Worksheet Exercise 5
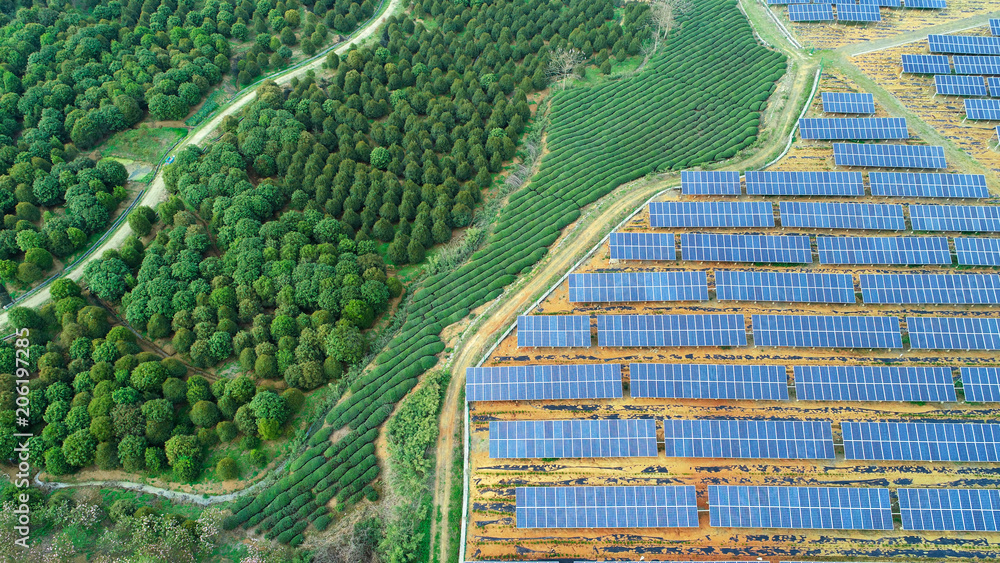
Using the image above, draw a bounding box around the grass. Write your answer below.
[99,126,187,164]
[445,391,465,563]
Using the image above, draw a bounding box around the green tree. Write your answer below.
[61,429,97,467]
[130,362,168,393]
[325,320,367,364]
[190,400,220,428]
[84,257,131,301]
[216,456,239,479]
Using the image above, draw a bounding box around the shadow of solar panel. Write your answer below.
[794,365,957,402]
[681,170,741,194]
[904,0,946,6]
[517,315,591,347]
[908,316,1000,350]
[817,236,951,265]
[489,419,658,459]
[836,3,881,21]
[597,314,747,347]
[630,363,789,400]
[929,34,1000,55]
[955,237,1000,265]
[861,273,1000,304]
[902,54,951,73]
[935,74,989,96]
[799,117,904,139]
[716,270,856,303]
[965,98,1000,119]
[961,367,1000,402]
[568,272,708,303]
[899,488,1000,531]
[954,56,1000,75]
[780,201,905,230]
[609,232,676,260]
[753,314,903,348]
[649,201,775,227]
[465,364,623,401]
[662,419,834,459]
[821,92,876,113]
[681,233,812,263]
[869,172,989,198]
[788,3,834,20]
[745,171,864,195]
[516,485,699,528]
[708,485,893,530]
[843,421,1000,462]
[832,143,947,168]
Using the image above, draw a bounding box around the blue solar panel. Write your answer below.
[799,117,905,139]
[516,486,698,528]
[861,273,1000,304]
[681,233,812,263]
[910,204,1000,232]
[788,3,834,21]
[517,315,591,347]
[779,201,905,230]
[465,364,623,401]
[859,0,900,7]
[568,272,708,303]
[908,316,1000,350]
[490,419,658,459]
[869,172,989,198]
[954,56,1000,75]
[630,363,789,400]
[904,0,946,7]
[817,236,951,265]
[902,54,951,74]
[822,92,876,114]
[935,74,989,96]
[961,367,1000,402]
[745,171,864,195]
[708,485,893,530]
[833,143,947,168]
[715,270,855,304]
[609,232,675,260]
[842,421,1000,462]
[966,98,1000,120]
[753,314,903,348]
[956,237,1000,265]
[990,77,1000,95]
[662,419,834,459]
[899,488,1000,531]
[794,365,957,402]
[992,18,1000,35]
[648,201,775,227]
[836,3,881,22]
[597,314,747,347]
[681,171,741,195]
[929,34,1000,55]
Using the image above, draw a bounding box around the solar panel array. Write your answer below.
[681,170,741,195]
[859,0,900,8]
[753,314,903,349]
[465,364,623,402]
[745,171,864,196]
[954,56,1000,75]
[902,54,951,74]
[961,367,1000,402]
[630,363,789,400]
[597,314,748,347]
[908,316,1000,350]
[788,3,834,21]
[799,117,906,140]
[609,232,676,261]
[715,270,856,304]
[868,172,989,198]
[910,204,1000,232]
[568,272,708,303]
[965,98,1000,120]
[821,92,875,114]
[708,485,894,530]
[836,3,881,22]
[956,237,1000,265]
[517,315,591,347]
[662,419,835,459]
[794,365,957,402]
[816,236,951,265]
[899,488,1000,531]
[903,0,946,7]
[928,34,1000,55]
[990,76,1000,94]
[934,74,988,96]
[861,273,1000,304]
[681,233,813,263]
[779,201,905,230]
[842,421,1000,462]
[992,18,1000,35]
[648,201,775,228]
[832,142,947,168]
[489,419,658,459]
[515,486,699,528]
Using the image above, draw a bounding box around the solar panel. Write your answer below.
[648,201,775,228]
[662,419,835,459]
[708,485,893,530]
[630,363,789,400]
[794,365,957,402]
[956,237,1000,265]
[788,3,834,21]
[816,236,951,265]
[899,488,1000,531]
[681,170,741,195]
[779,201,905,230]
[903,0,946,7]
[568,272,708,303]
[961,367,1000,402]
[990,77,1000,95]
[836,3,881,22]
[715,270,856,304]
[517,315,591,347]
[745,171,864,196]
[832,142,947,168]
[842,421,1000,462]
[821,92,876,114]
[935,74,989,96]
[908,316,1000,350]
[681,233,812,263]
[902,54,951,74]
[929,34,1000,55]
[609,232,675,261]
[799,117,905,140]
[859,0,900,7]
[966,98,1000,120]
[992,18,1000,35]
[869,172,989,198]
[516,485,699,528]
[465,364,623,402]
[753,314,903,348]
[861,273,1000,304]
[954,56,1000,75]
[910,204,1000,232]
[489,419,658,459]
[597,314,747,347]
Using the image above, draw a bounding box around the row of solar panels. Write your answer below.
[466,363,1000,402]
[929,33,1000,55]
[514,485,1000,532]
[799,117,908,139]
[964,98,1000,120]
[770,0,941,5]
[934,74,1000,97]
[903,53,1000,75]
[518,314,1000,350]
[787,3,883,23]
[680,170,987,196]
[821,91,876,113]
